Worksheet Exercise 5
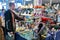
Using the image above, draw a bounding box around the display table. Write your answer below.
[16,27,33,40]
[15,32,27,40]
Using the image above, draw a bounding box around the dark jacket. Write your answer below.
[4,9,24,33]
[55,30,60,40]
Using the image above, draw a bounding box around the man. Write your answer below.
[4,3,25,40]
[55,26,60,40]
[38,22,44,40]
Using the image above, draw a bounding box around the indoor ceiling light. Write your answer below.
[25,0,31,1]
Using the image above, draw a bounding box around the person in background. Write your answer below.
[1,9,5,27]
[0,9,5,27]
[55,24,60,40]
[37,23,43,40]
[4,2,25,40]
[1,9,5,17]
[0,9,5,40]
[37,22,46,40]
[46,25,55,40]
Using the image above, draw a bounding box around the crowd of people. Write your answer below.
[0,2,60,40]
[34,3,60,40]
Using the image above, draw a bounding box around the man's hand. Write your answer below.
[24,17,26,21]
[10,32,13,34]
[8,32,14,37]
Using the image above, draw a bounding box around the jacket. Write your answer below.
[4,9,24,33]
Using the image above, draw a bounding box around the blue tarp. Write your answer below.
[15,32,27,40]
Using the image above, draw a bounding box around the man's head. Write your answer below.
[9,2,15,10]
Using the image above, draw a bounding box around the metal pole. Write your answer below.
[15,0,17,8]
[50,0,52,6]
[34,0,38,6]
[6,0,9,10]
[24,0,25,5]
[39,0,42,5]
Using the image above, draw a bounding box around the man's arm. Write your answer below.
[14,13,25,21]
